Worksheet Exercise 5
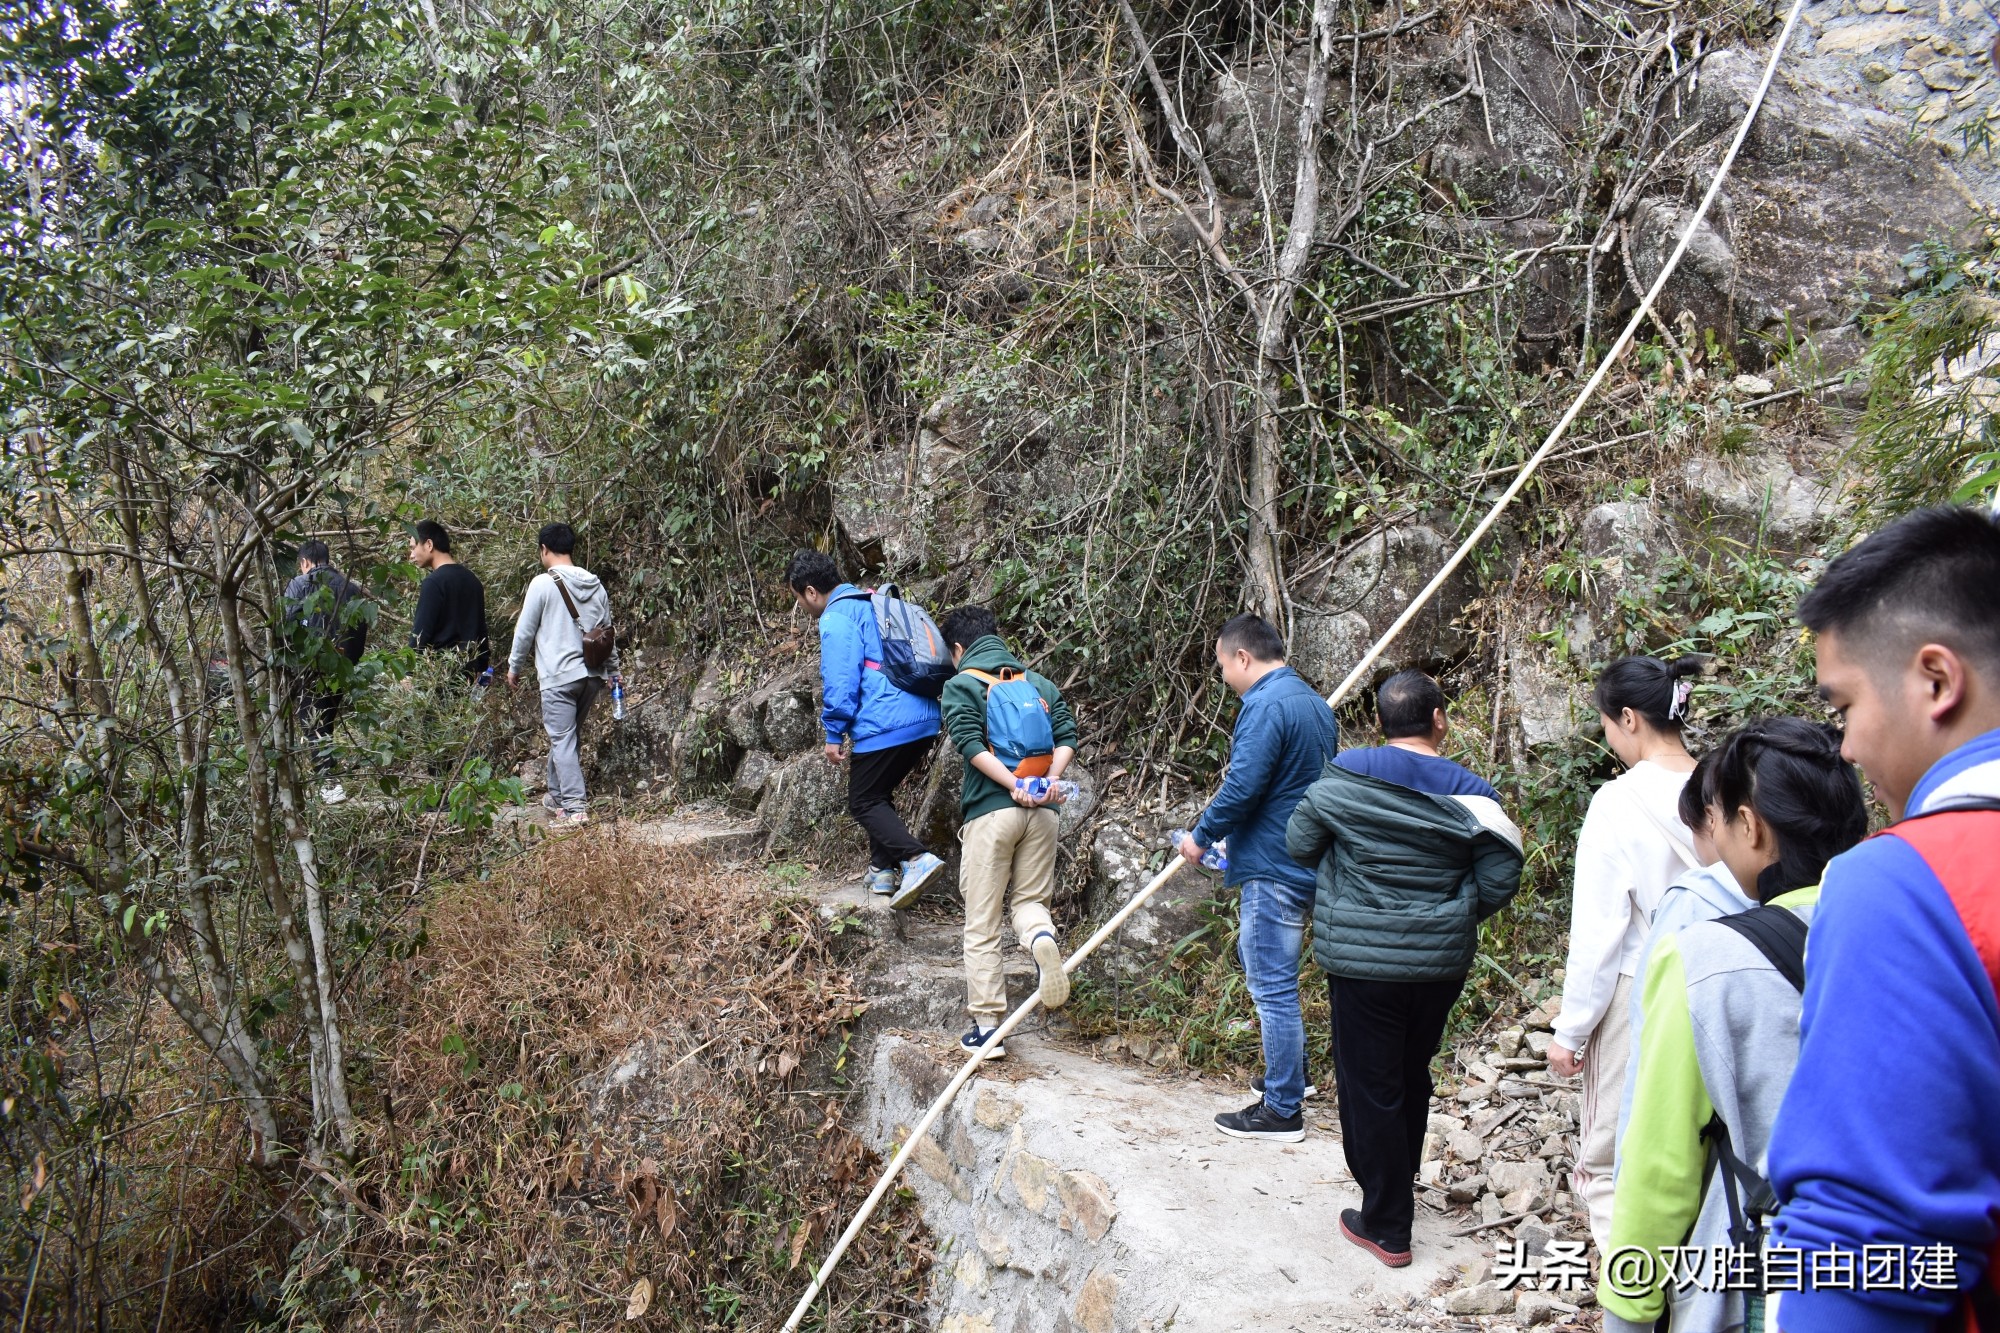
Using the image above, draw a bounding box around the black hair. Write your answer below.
[1709,716,1867,902]
[1798,505,2000,672]
[785,548,840,595]
[1217,613,1286,664]
[298,539,330,567]
[413,520,452,553]
[537,522,576,556]
[1378,670,1446,739]
[1592,655,1708,732]
[1677,749,1716,834]
[939,605,999,651]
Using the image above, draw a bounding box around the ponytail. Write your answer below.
[1708,717,1868,901]
[1592,655,1708,732]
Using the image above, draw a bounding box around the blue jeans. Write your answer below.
[1237,877,1313,1119]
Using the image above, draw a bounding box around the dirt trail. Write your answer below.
[614,807,1502,1332]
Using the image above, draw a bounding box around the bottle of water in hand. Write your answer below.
[1016,776,1080,804]
[1167,829,1228,873]
[611,673,625,721]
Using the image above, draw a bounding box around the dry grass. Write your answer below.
[322,830,930,1331]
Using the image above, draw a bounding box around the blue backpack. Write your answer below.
[963,667,1056,777]
[836,585,953,700]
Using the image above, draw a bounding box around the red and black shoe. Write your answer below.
[1339,1208,1412,1268]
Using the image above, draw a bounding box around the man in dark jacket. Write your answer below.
[1287,670,1524,1267]
[284,539,370,805]
[1180,614,1340,1142]
[408,520,489,683]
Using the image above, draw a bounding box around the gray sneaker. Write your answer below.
[1031,932,1069,1009]
[889,852,945,910]
[865,867,896,896]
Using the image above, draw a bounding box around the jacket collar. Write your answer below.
[1909,726,2000,815]
[957,634,1024,675]
[1242,664,1298,701]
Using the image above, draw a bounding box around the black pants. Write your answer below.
[1327,971,1467,1251]
[298,682,343,777]
[848,736,935,870]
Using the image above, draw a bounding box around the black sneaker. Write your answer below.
[961,1025,1006,1060]
[1339,1208,1412,1267]
[1214,1098,1304,1142]
[1251,1074,1319,1099]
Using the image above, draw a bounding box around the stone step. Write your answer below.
[859,1033,1482,1333]
[623,812,765,861]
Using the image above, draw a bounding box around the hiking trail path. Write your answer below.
[608,805,1507,1333]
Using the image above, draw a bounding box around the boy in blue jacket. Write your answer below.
[1768,506,2000,1333]
[1180,614,1340,1142]
[786,550,945,907]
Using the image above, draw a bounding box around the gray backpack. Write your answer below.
[835,585,952,699]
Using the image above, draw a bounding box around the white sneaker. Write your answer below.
[319,783,348,805]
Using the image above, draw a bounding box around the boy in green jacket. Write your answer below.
[936,606,1079,1058]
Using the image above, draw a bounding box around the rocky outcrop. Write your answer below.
[1677,437,1842,545]
[1085,820,1217,977]
[1292,524,1479,692]
[760,750,851,850]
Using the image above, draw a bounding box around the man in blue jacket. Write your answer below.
[1767,505,2000,1333]
[787,550,946,908]
[1180,613,1340,1141]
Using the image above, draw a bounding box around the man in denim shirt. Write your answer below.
[1180,614,1340,1140]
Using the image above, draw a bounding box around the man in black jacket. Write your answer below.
[284,539,370,804]
[408,520,489,683]
[1287,671,1524,1267]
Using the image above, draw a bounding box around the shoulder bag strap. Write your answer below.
[549,572,583,627]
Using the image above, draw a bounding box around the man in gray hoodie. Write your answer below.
[507,522,616,825]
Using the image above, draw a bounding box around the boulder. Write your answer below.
[1635,44,1985,361]
[755,673,821,758]
[1504,630,1583,751]
[668,659,740,785]
[592,699,678,793]
[1292,524,1477,691]
[1199,50,1315,201]
[1679,440,1839,545]
[730,750,777,810]
[1087,820,1214,976]
[1580,500,1673,600]
[724,695,763,753]
[759,750,849,850]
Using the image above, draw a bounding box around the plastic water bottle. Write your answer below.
[610,673,625,721]
[477,666,495,688]
[1016,777,1081,804]
[1167,829,1228,873]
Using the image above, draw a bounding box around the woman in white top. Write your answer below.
[1548,655,1704,1253]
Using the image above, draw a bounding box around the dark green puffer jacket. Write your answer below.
[1286,762,1525,981]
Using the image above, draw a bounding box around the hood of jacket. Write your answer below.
[546,566,606,608]
[1288,761,1525,981]
[956,635,1025,676]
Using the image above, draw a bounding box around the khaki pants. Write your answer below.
[1574,972,1634,1255]
[959,806,1060,1024]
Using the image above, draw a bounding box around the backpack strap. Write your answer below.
[961,667,1025,689]
[1712,904,1809,994]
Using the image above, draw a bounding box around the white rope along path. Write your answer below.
[782,2,1806,1324]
